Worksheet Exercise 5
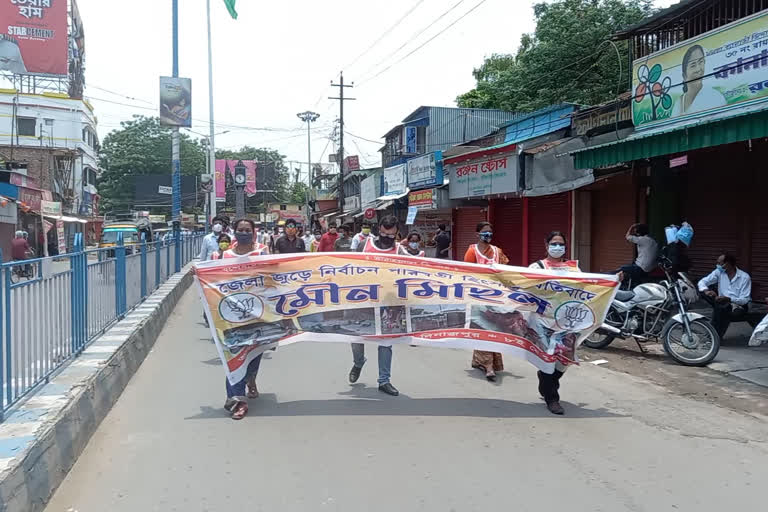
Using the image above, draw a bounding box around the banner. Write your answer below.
[215,159,257,200]
[159,77,192,127]
[632,10,768,129]
[41,199,61,216]
[0,0,68,75]
[407,151,444,189]
[195,253,618,385]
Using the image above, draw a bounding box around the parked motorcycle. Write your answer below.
[584,258,720,366]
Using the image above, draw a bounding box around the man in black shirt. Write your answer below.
[434,224,451,259]
[273,219,306,254]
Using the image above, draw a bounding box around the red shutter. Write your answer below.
[527,193,570,266]
[491,198,523,266]
[589,174,636,273]
[750,170,768,299]
[452,207,487,261]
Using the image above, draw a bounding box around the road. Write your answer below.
[44,288,768,512]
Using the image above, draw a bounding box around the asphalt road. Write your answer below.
[45,288,768,512]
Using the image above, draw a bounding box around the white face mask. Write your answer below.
[212,224,223,233]
[409,242,420,250]
[548,244,566,259]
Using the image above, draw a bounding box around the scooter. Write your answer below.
[584,258,720,366]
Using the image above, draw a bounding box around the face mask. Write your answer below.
[479,232,492,243]
[548,243,566,258]
[278,228,284,234]
[362,228,371,235]
[378,234,396,248]
[409,242,420,250]
[235,232,253,246]
[315,234,321,240]
[212,223,223,233]
[716,264,725,273]
[218,242,230,251]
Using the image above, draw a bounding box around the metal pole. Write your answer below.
[307,120,312,187]
[206,0,218,221]
[172,0,181,272]
[235,186,245,218]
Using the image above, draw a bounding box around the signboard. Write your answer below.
[0,0,68,75]
[181,213,195,225]
[408,188,437,211]
[215,159,257,200]
[159,77,192,127]
[632,10,768,129]
[364,208,376,220]
[343,155,360,173]
[380,164,407,197]
[197,214,207,223]
[149,215,166,223]
[407,151,444,190]
[56,220,66,254]
[361,174,378,206]
[448,152,519,199]
[405,126,417,154]
[572,100,632,136]
[19,187,41,211]
[194,253,618,386]
[669,155,688,168]
[343,195,361,212]
[41,200,61,217]
[406,206,418,225]
[158,185,173,195]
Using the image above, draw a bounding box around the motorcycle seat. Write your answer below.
[615,290,636,302]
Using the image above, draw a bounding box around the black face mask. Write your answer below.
[377,235,396,248]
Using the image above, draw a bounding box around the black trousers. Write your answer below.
[538,370,564,403]
[619,263,648,288]
[704,295,747,338]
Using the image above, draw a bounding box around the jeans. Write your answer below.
[704,295,747,338]
[226,353,262,399]
[351,343,392,384]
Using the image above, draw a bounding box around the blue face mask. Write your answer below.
[716,264,725,273]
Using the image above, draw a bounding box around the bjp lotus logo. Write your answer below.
[635,63,672,121]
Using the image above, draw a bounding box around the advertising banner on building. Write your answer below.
[407,151,444,190]
[56,219,65,254]
[0,0,68,75]
[380,164,407,198]
[41,200,61,217]
[360,173,378,206]
[448,152,518,199]
[159,77,192,127]
[195,253,618,385]
[632,10,768,129]
[408,188,437,210]
[215,159,257,200]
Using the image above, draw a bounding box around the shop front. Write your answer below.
[407,187,452,257]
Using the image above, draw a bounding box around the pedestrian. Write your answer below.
[434,223,451,259]
[529,231,581,416]
[698,252,752,339]
[464,222,509,382]
[211,233,232,259]
[274,219,306,253]
[350,214,400,396]
[400,231,425,256]
[198,216,226,261]
[302,227,315,250]
[309,229,322,252]
[334,225,354,251]
[350,221,374,251]
[319,223,339,252]
[220,218,268,420]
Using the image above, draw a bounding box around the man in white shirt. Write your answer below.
[350,221,374,251]
[620,223,659,286]
[698,252,752,338]
[198,216,226,261]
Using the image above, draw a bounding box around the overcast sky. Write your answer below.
[81,0,676,177]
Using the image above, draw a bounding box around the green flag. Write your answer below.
[223,0,237,19]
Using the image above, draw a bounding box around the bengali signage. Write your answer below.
[343,195,361,212]
[343,155,360,174]
[41,199,61,217]
[409,188,437,211]
[0,0,68,75]
[56,219,65,254]
[159,77,192,127]
[194,253,619,385]
[407,151,444,190]
[632,10,768,129]
[380,164,407,198]
[149,215,166,223]
[361,173,378,206]
[18,187,41,211]
[448,152,518,199]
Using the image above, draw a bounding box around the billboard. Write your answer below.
[380,164,407,198]
[0,0,69,75]
[406,151,444,190]
[215,160,257,201]
[448,151,519,199]
[632,10,768,129]
[159,77,192,127]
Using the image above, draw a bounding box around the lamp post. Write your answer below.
[234,160,247,218]
[296,111,320,185]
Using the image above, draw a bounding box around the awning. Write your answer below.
[375,189,409,202]
[376,200,394,210]
[320,210,340,219]
[46,215,88,224]
[566,102,768,170]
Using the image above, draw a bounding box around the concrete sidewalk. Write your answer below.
[708,321,768,387]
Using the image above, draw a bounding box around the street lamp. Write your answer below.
[296,111,320,184]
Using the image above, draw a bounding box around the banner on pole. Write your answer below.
[195,253,618,385]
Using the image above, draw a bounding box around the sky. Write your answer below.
[78,0,677,179]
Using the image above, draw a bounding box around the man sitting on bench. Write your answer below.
[697,252,752,339]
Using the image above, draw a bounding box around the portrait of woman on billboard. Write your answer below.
[676,44,726,115]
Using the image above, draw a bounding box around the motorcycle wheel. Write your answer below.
[662,318,720,366]
[583,330,615,349]
[10,269,20,284]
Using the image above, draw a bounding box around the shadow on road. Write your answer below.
[462,368,525,385]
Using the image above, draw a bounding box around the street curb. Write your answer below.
[0,263,196,512]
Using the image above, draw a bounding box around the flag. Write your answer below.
[223,0,237,19]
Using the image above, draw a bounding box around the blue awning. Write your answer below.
[0,182,19,200]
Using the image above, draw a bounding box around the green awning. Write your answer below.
[572,106,768,169]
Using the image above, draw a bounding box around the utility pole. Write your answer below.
[296,111,320,188]
[171,0,181,272]
[206,0,217,222]
[330,72,354,212]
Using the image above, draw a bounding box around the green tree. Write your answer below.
[97,116,206,213]
[457,0,655,112]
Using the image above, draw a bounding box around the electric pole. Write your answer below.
[330,72,354,212]
[171,0,181,272]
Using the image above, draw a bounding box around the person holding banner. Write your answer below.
[465,222,509,381]
[529,231,581,415]
[350,215,400,396]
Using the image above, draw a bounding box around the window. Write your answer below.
[87,168,97,186]
[16,117,36,137]
[279,204,287,210]
[44,118,54,126]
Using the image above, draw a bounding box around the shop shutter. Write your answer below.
[750,170,768,299]
[452,207,487,261]
[491,198,523,266]
[527,192,570,266]
[589,173,635,273]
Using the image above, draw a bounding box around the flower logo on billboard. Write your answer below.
[635,63,672,120]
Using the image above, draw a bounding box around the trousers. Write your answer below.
[351,343,392,385]
[538,369,564,403]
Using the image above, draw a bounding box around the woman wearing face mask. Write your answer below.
[464,222,509,381]
[310,230,322,252]
[218,219,267,420]
[528,231,581,416]
[400,232,425,257]
[211,234,231,259]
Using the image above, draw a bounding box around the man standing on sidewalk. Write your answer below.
[199,216,226,261]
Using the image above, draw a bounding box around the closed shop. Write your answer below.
[452,207,486,260]
[527,192,571,266]
[490,198,523,266]
[588,173,637,273]
[750,165,768,299]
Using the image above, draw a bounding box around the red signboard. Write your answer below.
[408,188,436,210]
[364,208,376,220]
[343,155,360,174]
[19,187,41,212]
[0,0,69,76]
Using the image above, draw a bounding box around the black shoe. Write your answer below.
[378,383,399,396]
[349,365,362,383]
[546,400,564,415]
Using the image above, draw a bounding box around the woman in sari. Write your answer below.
[464,222,509,381]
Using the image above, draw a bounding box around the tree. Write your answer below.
[457,0,655,112]
[97,116,206,213]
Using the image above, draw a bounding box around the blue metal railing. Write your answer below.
[0,233,204,421]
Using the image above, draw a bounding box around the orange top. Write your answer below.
[464,243,509,265]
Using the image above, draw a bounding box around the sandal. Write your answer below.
[231,401,248,420]
[246,381,259,399]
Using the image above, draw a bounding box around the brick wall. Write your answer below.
[0,145,53,190]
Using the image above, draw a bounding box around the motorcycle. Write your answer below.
[584,259,720,366]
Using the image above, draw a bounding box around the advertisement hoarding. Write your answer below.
[159,77,192,127]
[215,159,257,200]
[0,0,68,75]
[41,200,61,217]
[632,10,768,129]
[380,164,407,198]
[360,173,378,206]
[448,152,518,199]
[408,188,437,211]
[406,151,444,190]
